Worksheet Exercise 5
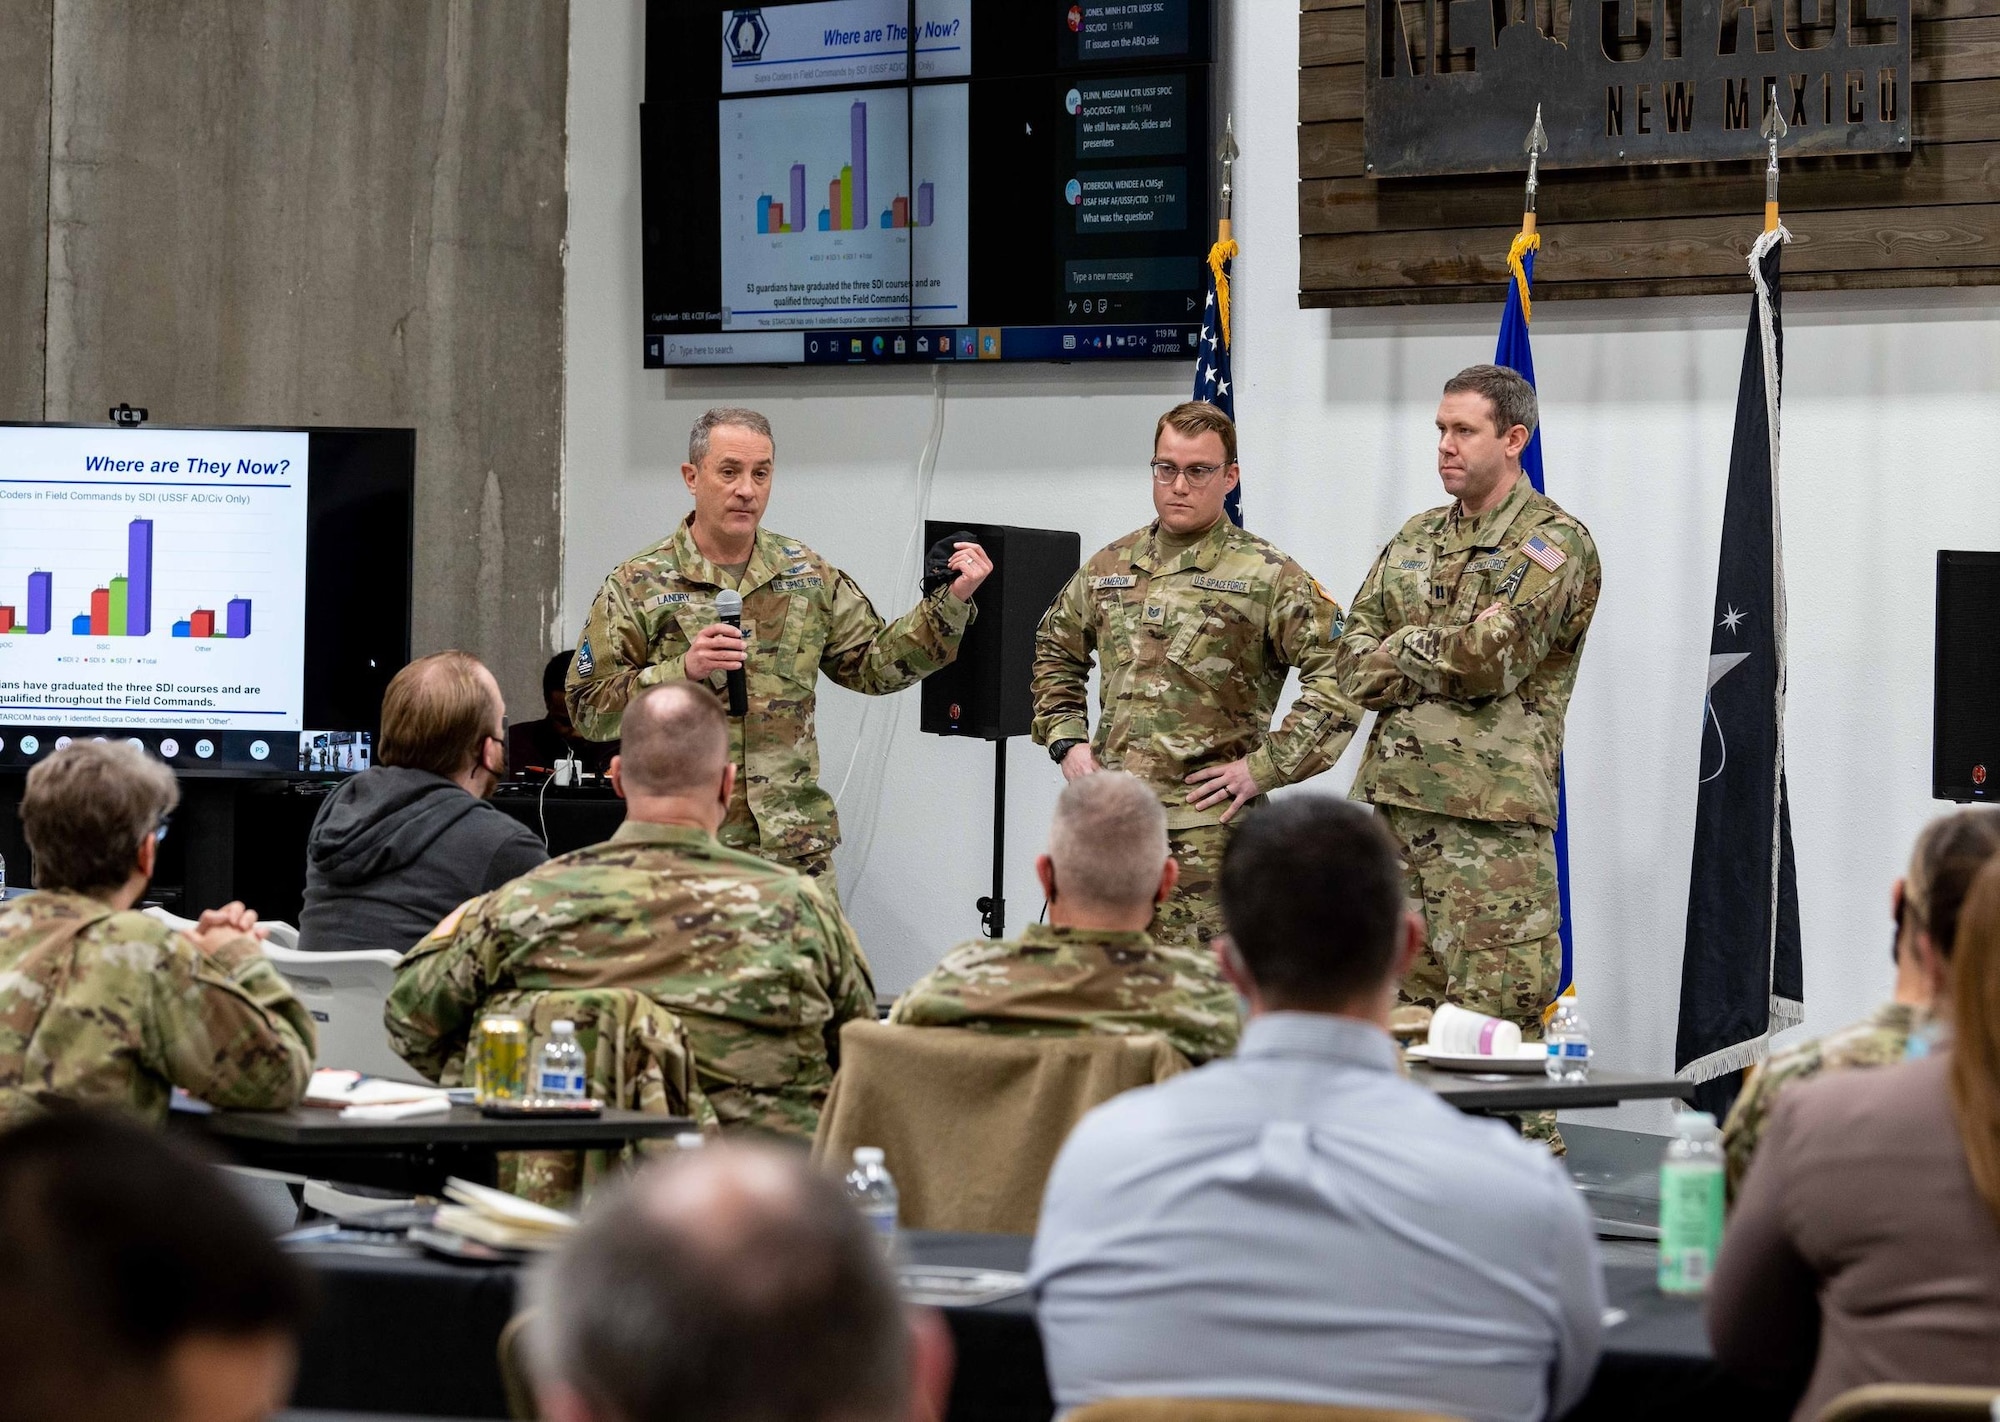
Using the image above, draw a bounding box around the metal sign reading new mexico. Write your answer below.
[1363,0,1909,176]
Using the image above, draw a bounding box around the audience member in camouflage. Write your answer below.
[1336,368,1600,1041]
[0,743,315,1122]
[1032,403,1361,951]
[1720,806,2000,1200]
[568,407,990,891]
[893,771,1239,1061]
[388,681,876,1139]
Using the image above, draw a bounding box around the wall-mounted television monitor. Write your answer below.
[0,423,414,776]
[642,0,1216,367]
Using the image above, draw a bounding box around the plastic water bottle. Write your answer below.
[845,1147,900,1256]
[1543,994,1592,1081]
[1659,1111,1726,1296]
[536,1020,587,1102]
[0,850,7,894]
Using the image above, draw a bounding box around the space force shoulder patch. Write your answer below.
[576,641,595,678]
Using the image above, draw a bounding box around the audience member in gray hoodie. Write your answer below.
[300,651,547,955]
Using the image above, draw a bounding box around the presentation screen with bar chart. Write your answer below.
[0,426,309,769]
[642,0,1214,366]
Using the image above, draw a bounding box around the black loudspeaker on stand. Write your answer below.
[1935,550,2000,803]
[919,522,1081,937]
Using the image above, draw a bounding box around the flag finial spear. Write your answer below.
[1217,114,1240,242]
[1761,94,1788,232]
[1522,105,1548,233]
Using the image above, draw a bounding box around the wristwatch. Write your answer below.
[1049,738,1085,764]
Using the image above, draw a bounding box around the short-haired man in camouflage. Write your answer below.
[891,770,1240,1062]
[566,407,992,909]
[387,681,877,1139]
[1031,402,1363,955]
[1335,366,1601,1147]
[1721,807,2000,1201]
[0,742,315,1122]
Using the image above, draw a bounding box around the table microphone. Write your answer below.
[714,588,748,717]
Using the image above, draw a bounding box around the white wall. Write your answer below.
[567,0,2000,1130]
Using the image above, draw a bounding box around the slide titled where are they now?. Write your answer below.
[0,427,308,733]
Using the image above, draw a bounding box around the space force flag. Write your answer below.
[1193,236,1241,526]
[1494,231,1577,1005]
[1675,225,1804,1108]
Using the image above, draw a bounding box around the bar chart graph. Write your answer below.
[721,84,968,332]
[0,571,54,636]
[752,101,938,234]
[64,520,156,637]
[171,598,253,640]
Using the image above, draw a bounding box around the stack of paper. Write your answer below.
[432,1177,578,1252]
[306,1069,453,1119]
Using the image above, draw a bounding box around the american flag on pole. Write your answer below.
[1193,236,1242,527]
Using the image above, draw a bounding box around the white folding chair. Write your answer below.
[259,940,424,1084]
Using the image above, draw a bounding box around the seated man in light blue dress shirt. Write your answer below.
[1029,795,1605,1422]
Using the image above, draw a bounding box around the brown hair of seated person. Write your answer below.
[0,1112,312,1422]
[19,739,179,896]
[1950,856,2000,1222]
[377,649,504,781]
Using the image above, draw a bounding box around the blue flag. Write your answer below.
[1494,234,1575,1003]
[1194,239,1241,526]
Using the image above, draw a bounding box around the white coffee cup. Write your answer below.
[1428,1002,1523,1056]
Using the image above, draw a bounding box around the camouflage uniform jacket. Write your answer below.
[1336,476,1601,827]
[568,517,974,861]
[0,890,316,1124]
[1721,1000,1923,1202]
[1030,519,1362,830]
[385,819,877,1138]
[888,922,1240,1063]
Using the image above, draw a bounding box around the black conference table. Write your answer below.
[178,1102,697,1196]
[287,1231,1771,1422]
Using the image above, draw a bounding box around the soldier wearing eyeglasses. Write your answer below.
[1030,401,1363,959]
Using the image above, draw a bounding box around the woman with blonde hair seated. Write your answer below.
[1709,854,2000,1417]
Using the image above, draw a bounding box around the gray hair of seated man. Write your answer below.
[526,1141,908,1422]
[1047,769,1170,912]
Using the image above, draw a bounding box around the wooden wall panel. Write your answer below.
[1299,0,2000,304]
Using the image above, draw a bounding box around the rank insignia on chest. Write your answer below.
[1191,575,1251,594]
[1143,604,1165,625]
[1092,575,1137,590]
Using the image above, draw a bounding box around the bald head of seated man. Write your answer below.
[385,681,878,1139]
[890,768,1241,1063]
[527,1140,953,1422]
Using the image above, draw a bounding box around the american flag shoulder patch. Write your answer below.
[1521,534,1567,573]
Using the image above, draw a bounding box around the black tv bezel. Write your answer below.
[0,420,415,780]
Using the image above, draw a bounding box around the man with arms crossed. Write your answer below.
[1336,365,1601,1094]
[1031,797,1603,1422]
[1031,401,1361,951]
[568,407,991,905]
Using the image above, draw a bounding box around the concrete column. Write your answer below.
[0,1,51,419]
[41,0,568,709]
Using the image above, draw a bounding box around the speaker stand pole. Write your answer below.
[976,737,1007,939]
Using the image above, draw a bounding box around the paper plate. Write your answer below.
[1406,1043,1549,1074]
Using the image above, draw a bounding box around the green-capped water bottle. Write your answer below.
[1658,1110,1725,1295]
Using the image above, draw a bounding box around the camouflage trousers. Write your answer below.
[1152,823,1230,961]
[720,833,845,918]
[1379,804,1565,1153]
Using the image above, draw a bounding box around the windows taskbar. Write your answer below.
[645,323,1204,366]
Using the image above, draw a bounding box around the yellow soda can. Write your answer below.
[474,1015,529,1103]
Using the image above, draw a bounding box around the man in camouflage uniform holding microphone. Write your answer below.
[1336,365,1601,1091]
[1031,401,1363,955]
[568,407,991,906]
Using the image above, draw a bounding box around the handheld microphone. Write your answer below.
[714,588,748,717]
